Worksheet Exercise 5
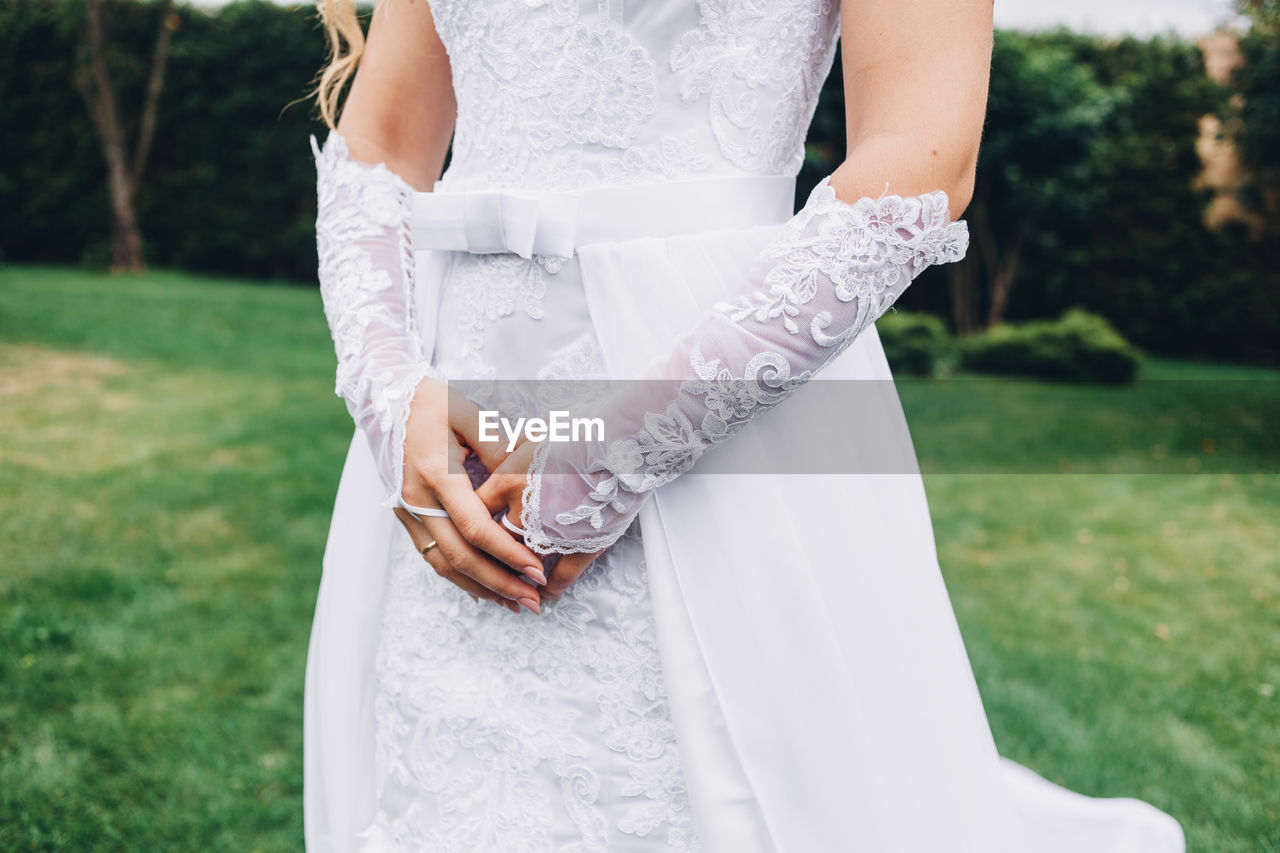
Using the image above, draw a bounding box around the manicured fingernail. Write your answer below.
[504,600,521,614]
[523,565,547,585]
[517,596,541,615]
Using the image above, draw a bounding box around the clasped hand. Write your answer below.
[391,376,603,615]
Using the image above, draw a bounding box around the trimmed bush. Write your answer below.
[957,308,1141,383]
[876,310,951,376]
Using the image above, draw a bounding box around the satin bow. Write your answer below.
[411,188,580,260]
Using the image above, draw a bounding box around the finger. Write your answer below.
[434,564,521,614]
[542,549,604,600]
[474,440,537,516]
[432,472,545,577]
[393,509,522,613]
[394,507,497,603]
[402,460,548,588]
[397,490,448,519]
[446,388,512,474]
[419,513,545,614]
[475,470,528,517]
[400,439,468,509]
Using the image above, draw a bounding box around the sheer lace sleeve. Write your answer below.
[312,130,441,508]
[519,177,969,555]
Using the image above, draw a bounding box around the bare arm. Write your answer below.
[832,0,993,216]
[336,0,457,189]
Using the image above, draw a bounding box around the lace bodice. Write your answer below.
[429,0,839,192]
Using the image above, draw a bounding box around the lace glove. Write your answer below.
[519,178,969,555]
[312,130,440,508]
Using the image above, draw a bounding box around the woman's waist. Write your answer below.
[411,171,797,261]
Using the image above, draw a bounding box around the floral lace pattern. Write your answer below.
[721,179,969,336]
[313,132,440,507]
[426,0,839,191]
[536,332,607,383]
[549,24,658,148]
[670,0,839,174]
[520,179,969,554]
[447,253,553,380]
[359,528,700,852]
[600,132,712,185]
[430,1,669,191]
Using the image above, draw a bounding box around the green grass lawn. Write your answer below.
[1,265,1277,851]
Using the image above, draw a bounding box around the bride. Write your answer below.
[303,0,1187,850]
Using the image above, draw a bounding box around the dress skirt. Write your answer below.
[303,196,1186,853]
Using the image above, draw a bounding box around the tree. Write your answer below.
[1034,33,1227,354]
[947,31,1109,333]
[74,0,178,272]
[1231,0,1280,229]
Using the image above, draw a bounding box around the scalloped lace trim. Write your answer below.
[520,440,632,556]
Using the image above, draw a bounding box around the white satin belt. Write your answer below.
[410,173,797,259]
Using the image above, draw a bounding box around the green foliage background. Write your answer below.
[1232,0,1280,208]
[0,0,327,281]
[0,0,1277,362]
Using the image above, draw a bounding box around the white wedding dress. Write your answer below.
[302,1,1188,851]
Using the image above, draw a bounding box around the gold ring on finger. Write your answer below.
[420,540,438,559]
